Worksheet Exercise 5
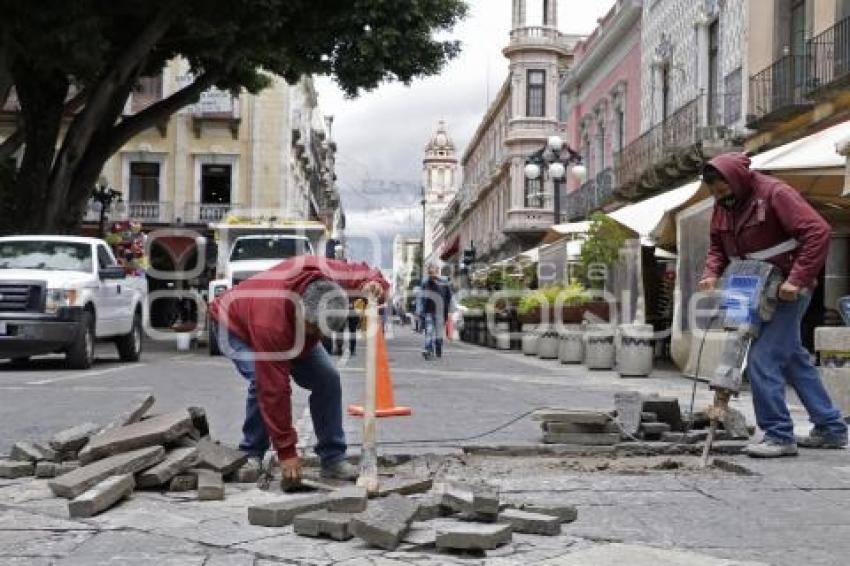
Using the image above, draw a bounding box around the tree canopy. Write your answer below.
[0,0,468,233]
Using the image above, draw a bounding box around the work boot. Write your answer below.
[796,427,848,449]
[743,438,798,458]
[320,460,359,481]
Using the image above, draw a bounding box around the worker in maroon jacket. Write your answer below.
[698,153,847,458]
[210,256,388,482]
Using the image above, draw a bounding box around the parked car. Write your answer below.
[0,236,147,369]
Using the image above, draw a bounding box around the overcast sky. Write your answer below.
[315,0,617,265]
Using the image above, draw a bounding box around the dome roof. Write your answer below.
[425,121,455,154]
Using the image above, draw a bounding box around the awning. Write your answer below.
[608,180,702,238]
[651,120,850,251]
[439,235,460,260]
[542,221,592,244]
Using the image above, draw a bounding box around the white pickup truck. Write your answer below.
[0,236,147,369]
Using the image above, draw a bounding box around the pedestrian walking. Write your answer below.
[698,153,847,458]
[419,263,453,359]
[209,256,388,483]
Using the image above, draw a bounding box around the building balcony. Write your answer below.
[127,201,174,224]
[614,97,734,197]
[564,168,615,221]
[808,16,850,100]
[183,202,240,224]
[747,54,815,129]
[191,93,241,139]
[504,26,576,56]
[502,208,555,234]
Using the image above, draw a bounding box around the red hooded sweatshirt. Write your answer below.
[209,256,388,461]
[701,152,831,289]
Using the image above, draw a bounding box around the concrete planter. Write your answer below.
[821,367,850,417]
[537,328,559,360]
[558,326,584,364]
[521,325,539,356]
[495,322,512,350]
[616,324,654,377]
[584,325,616,370]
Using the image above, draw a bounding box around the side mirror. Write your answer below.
[99,266,126,280]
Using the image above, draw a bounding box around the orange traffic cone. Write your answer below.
[348,325,412,418]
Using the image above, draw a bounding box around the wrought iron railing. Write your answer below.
[614,97,701,189]
[748,54,812,123]
[564,168,615,221]
[809,16,850,93]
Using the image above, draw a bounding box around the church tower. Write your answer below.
[422,121,458,263]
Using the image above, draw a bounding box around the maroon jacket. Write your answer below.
[209,256,388,461]
[701,153,831,289]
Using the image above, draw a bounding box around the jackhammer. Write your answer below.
[700,259,785,467]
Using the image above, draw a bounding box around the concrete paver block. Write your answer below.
[441,482,500,521]
[326,485,368,513]
[48,446,165,499]
[375,477,433,497]
[196,469,225,501]
[293,510,354,541]
[519,503,578,523]
[641,396,683,431]
[230,459,260,483]
[350,493,418,550]
[79,411,194,464]
[196,438,248,476]
[35,461,59,478]
[435,522,512,551]
[169,473,198,492]
[639,422,672,438]
[68,474,135,518]
[498,508,561,535]
[532,409,610,425]
[248,494,329,527]
[101,395,156,433]
[33,442,58,462]
[0,459,35,478]
[615,391,644,435]
[542,421,619,434]
[10,442,48,462]
[49,423,100,454]
[641,411,657,422]
[411,495,446,521]
[543,432,621,445]
[721,407,750,439]
[58,461,80,475]
[137,447,199,488]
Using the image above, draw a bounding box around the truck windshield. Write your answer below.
[0,241,93,272]
[230,238,309,261]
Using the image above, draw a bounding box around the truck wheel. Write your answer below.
[208,316,222,356]
[116,311,143,362]
[66,311,95,370]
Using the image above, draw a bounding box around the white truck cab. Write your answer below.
[206,222,327,355]
[0,236,147,369]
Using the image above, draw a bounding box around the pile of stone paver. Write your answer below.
[0,395,260,517]
[248,476,577,554]
[535,392,751,449]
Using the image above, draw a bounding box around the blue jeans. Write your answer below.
[227,333,347,466]
[423,313,444,356]
[748,292,847,444]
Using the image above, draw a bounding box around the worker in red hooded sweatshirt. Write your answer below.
[699,153,847,458]
[209,256,389,482]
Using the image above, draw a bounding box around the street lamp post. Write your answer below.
[420,186,426,283]
[91,180,124,236]
[524,135,588,224]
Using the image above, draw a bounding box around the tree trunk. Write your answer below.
[7,65,68,234]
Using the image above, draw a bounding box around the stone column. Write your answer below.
[512,0,527,30]
[544,0,557,28]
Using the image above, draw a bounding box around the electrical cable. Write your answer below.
[685,310,721,434]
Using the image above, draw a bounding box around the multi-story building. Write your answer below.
[0,58,342,237]
[612,0,746,201]
[559,0,644,221]
[422,121,459,266]
[437,0,582,267]
[391,235,424,313]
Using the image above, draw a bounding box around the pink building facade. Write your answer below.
[558,0,643,220]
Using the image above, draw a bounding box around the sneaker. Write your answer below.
[796,428,848,449]
[422,350,432,360]
[320,460,359,481]
[743,438,798,458]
